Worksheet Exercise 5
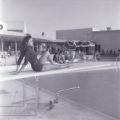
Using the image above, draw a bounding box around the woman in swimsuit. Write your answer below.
[16,34,32,72]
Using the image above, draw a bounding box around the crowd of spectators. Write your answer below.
[1,40,120,65]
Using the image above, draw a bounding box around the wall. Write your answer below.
[92,31,120,51]
[56,28,92,41]
[6,21,24,32]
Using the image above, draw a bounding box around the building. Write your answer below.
[92,30,120,51]
[56,28,93,41]
[56,28,120,52]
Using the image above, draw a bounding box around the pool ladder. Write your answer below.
[49,81,80,105]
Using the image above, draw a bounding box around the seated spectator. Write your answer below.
[53,49,66,64]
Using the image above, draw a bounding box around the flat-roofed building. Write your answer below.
[56,28,93,41]
[56,28,120,52]
[92,30,120,51]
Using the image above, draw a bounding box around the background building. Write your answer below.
[92,30,120,51]
[56,28,120,52]
[56,28,93,41]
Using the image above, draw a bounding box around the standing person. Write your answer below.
[16,34,32,72]
[16,37,68,74]
[116,50,120,62]
[94,50,101,61]
[8,45,12,56]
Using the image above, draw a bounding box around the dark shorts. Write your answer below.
[31,61,43,72]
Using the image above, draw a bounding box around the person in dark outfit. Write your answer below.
[16,36,68,74]
[16,34,32,72]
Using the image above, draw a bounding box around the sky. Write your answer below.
[0,0,120,38]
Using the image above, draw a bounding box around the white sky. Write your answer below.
[0,0,120,38]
